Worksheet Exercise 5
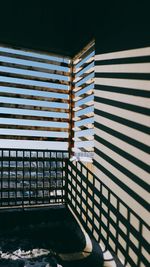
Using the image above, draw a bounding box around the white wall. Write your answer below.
[94,46,150,266]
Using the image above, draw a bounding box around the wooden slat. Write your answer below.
[75,129,94,137]
[73,136,94,142]
[0,135,68,141]
[73,39,94,163]
[76,106,94,117]
[0,76,69,90]
[75,94,94,105]
[0,53,70,70]
[74,90,94,101]
[0,91,69,103]
[0,82,69,94]
[74,72,94,88]
[72,147,94,152]
[73,39,95,160]
[74,51,95,71]
[0,46,70,65]
[0,103,69,113]
[0,128,68,136]
[73,82,94,95]
[73,40,95,63]
[75,118,94,128]
[74,101,94,112]
[73,113,94,121]
[74,80,94,92]
[0,71,70,85]
[74,61,94,79]
[0,58,70,75]
[74,126,94,133]
[0,114,69,123]
[0,86,68,99]
[0,125,69,132]
[0,96,68,108]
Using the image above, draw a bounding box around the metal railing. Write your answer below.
[0,149,68,208]
[0,149,148,266]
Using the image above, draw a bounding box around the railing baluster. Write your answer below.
[1,150,3,207]
[8,150,10,206]
[22,150,25,209]
[15,150,17,206]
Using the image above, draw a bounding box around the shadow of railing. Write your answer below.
[0,149,148,266]
[66,160,149,267]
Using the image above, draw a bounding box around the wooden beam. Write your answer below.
[68,61,74,156]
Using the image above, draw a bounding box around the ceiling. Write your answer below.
[0,0,149,57]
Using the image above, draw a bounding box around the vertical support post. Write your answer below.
[1,149,3,207]
[22,150,24,211]
[65,157,69,206]
[68,60,75,158]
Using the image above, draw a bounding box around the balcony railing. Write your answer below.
[0,149,148,267]
[0,42,149,267]
[0,148,68,208]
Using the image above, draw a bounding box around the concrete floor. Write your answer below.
[0,207,103,267]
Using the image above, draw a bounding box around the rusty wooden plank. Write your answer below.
[0,61,70,76]
[73,136,94,142]
[73,102,94,112]
[0,135,69,141]
[74,91,94,102]
[73,69,94,83]
[73,113,94,121]
[0,114,69,123]
[74,59,94,77]
[0,72,70,86]
[73,40,95,64]
[0,81,68,94]
[0,103,69,113]
[73,84,94,97]
[73,124,94,131]
[0,124,69,132]
[0,46,70,66]
[74,76,94,90]
[73,81,94,94]
[76,147,94,152]
[0,52,70,68]
[0,92,69,103]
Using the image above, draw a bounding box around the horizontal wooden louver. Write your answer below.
[72,41,95,154]
[0,45,71,142]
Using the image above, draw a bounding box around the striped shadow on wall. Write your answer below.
[0,45,70,144]
[94,47,150,266]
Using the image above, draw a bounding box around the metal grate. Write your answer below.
[0,149,68,208]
